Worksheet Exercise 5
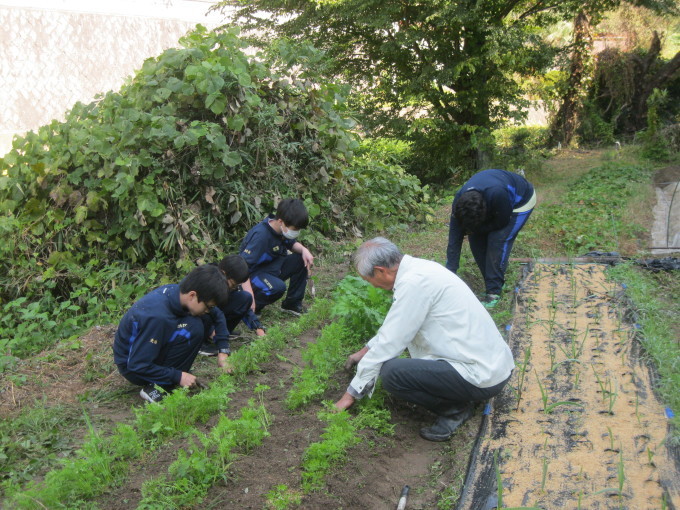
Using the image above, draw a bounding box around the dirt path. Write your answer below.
[460,263,680,509]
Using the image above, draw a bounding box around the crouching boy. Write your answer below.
[113,265,230,403]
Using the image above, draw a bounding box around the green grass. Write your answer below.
[0,403,85,491]
[520,160,653,255]
[607,263,680,441]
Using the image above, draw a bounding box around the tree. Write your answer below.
[213,0,680,179]
[212,0,583,181]
[548,1,678,146]
[626,31,680,132]
[548,9,595,146]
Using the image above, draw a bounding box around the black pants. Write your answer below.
[116,315,206,390]
[467,209,533,295]
[249,253,307,311]
[219,289,253,332]
[380,358,510,417]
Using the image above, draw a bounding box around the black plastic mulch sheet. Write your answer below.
[635,257,680,272]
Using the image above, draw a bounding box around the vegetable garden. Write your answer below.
[2,159,679,508]
[460,263,679,509]
[1,11,679,510]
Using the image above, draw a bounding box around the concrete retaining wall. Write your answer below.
[0,0,223,155]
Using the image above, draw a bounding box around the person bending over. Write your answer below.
[336,238,514,441]
[446,169,536,308]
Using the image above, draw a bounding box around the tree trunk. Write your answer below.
[626,32,680,133]
[548,10,594,147]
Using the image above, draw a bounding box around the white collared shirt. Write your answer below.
[349,255,514,396]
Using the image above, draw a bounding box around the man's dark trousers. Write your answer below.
[379,358,509,416]
[468,209,533,295]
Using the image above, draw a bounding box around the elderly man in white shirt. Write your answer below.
[335,237,514,441]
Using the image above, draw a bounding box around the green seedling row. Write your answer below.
[138,400,270,509]
[2,300,332,508]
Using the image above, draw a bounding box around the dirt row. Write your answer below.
[2,309,474,509]
[461,263,679,509]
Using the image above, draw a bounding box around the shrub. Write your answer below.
[0,27,431,363]
[492,125,551,171]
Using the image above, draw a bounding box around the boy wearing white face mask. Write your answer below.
[238,198,315,316]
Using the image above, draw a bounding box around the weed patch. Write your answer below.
[529,161,653,254]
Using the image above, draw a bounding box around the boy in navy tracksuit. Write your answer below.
[217,255,266,335]
[446,169,536,308]
[198,255,267,356]
[113,265,230,403]
[239,198,314,316]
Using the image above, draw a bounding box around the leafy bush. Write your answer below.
[0,26,431,364]
[0,261,161,361]
[0,26,357,283]
[356,137,413,166]
[343,156,433,233]
[577,99,616,146]
[491,126,550,172]
[405,118,492,183]
[640,89,673,161]
[331,276,392,342]
[493,126,548,152]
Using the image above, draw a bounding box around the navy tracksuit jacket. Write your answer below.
[113,284,228,387]
[446,169,535,295]
[239,215,307,310]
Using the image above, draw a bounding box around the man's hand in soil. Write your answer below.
[179,371,197,387]
[344,346,369,371]
[255,328,266,337]
[218,353,233,374]
[334,392,355,411]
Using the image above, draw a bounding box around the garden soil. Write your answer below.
[3,257,679,508]
[458,263,680,509]
[196,329,464,510]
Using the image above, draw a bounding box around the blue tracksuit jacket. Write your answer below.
[453,169,534,233]
[446,169,535,294]
[239,215,296,274]
[113,284,228,385]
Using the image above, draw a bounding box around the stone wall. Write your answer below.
[0,1,222,155]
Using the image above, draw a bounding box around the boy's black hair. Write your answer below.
[218,255,249,284]
[179,265,229,308]
[453,190,487,234]
[275,198,309,229]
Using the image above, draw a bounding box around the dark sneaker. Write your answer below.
[281,301,307,316]
[482,294,500,309]
[419,406,473,442]
[140,385,165,404]
[198,343,218,356]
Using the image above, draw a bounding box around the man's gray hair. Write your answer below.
[354,237,403,277]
